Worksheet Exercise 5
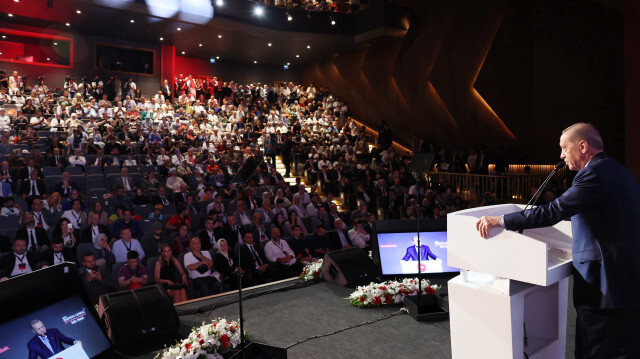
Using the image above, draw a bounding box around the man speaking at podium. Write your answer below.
[476,123,640,358]
[402,236,437,261]
[27,319,80,359]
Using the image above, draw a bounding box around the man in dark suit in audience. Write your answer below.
[237,232,272,285]
[221,215,245,249]
[55,171,79,198]
[152,186,172,205]
[0,238,39,280]
[19,157,43,180]
[19,169,48,202]
[46,147,68,168]
[328,218,352,250]
[80,212,111,244]
[16,213,50,253]
[173,183,191,204]
[37,237,76,267]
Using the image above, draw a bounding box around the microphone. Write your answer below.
[519,161,565,233]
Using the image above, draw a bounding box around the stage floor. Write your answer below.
[136,277,578,358]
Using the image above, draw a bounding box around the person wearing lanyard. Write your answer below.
[15,212,50,253]
[112,227,145,263]
[263,227,302,279]
[62,199,87,230]
[37,237,76,268]
[0,238,38,281]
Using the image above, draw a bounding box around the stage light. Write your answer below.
[199,43,203,47]
[307,45,311,49]
[46,57,50,61]
[65,22,70,26]
[181,51,185,54]
[286,13,292,21]
[254,6,263,16]
[216,0,223,5]
[330,16,336,25]
[210,58,215,63]
[296,54,299,58]
[8,14,14,17]
[177,27,182,31]
[283,64,289,70]
[254,60,258,64]
[159,37,164,40]
[1,36,6,39]
[53,42,58,45]
[218,34,222,38]
[0,53,3,55]
[76,10,81,14]
[216,56,220,59]
[268,43,272,47]
[130,19,135,23]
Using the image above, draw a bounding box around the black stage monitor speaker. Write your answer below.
[321,247,380,288]
[98,285,179,346]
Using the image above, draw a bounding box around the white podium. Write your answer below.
[400,259,443,274]
[447,204,573,359]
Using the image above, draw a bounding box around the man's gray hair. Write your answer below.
[562,123,604,150]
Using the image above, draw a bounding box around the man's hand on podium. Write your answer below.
[476,216,502,238]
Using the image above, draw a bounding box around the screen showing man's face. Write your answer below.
[31,321,46,337]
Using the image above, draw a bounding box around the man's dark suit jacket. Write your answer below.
[0,251,39,278]
[328,229,352,250]
[141,232,172,260]
[37,247,76,267]
[46,155,69,168]
[402,245,437,261]
[221,224,245,249]
[56,180,79,197]
[27,328,75,359]
[19,179,48,197]
[79,224,111,243]
[504,152,640,309]
[15,226,50,249]
[151,194,173,205]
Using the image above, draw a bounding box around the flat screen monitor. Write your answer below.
[0,295,112,358]
[371,218,458,277]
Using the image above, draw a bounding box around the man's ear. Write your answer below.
[578,140,589,154]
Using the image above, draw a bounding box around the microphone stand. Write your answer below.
[519,161,565,233]
[230,153,264,359]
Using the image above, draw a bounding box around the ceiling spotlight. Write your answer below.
[307,45,311,49]
[159,37,164,41]
[296,54,300,58]
[53,42,58,45]
[254,6,263,16]
[330,16,336,26]
[181,51,185,54]
[177,27,182,31]
[287,62,290,65]
[8,14,14,17]
[216,56,220,59]
[76,10,81,14]
[46,57,50,61]
[216,0,223,6]
[14,0,19,2]
[1,36,6,39]
[199,43,203,47]
[254,60,258,64]
[267,43,272,47]
[0,53,3,55]
[130,19,135,23]
[218,34,222,38]
[65,22,70,26]
[286,13,292,21]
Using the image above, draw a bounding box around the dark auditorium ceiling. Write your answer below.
[1,0,407,66]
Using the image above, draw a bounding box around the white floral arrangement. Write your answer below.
[347,278,439,308]
[299,259,323,281]
[157,318,244,359]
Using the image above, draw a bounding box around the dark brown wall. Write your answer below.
[302,0,625,164]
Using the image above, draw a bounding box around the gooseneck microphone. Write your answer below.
[519,161,565,233]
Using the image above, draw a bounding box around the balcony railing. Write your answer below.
[427,172,544,204]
